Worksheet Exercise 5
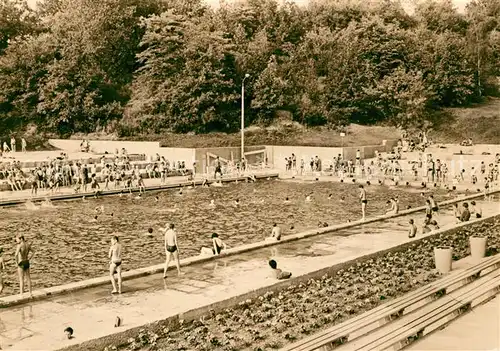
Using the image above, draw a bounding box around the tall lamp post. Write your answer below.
[241,73,250,161]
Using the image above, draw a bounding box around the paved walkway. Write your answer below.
[407,296,500,351]
[0,199,498,350]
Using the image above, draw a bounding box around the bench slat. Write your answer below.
[375,275,500,351]
[338,270,500,351]
[283,254,500,351]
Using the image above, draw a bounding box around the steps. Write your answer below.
[281,254,500,351]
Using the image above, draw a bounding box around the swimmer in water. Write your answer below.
[209,199,216,208]
[155,196,159,202]
[305,194,312,202]
[178,188,183,196]
[340,196,345,203]
[109,236,122,294]
[15,235,34,297]
[284,197,290,204]
[163,223,181,278]
[328,194,333,200]
[234,199,240,207]
[25,200,38,210]
[42,198,54,208]
[134,193,142,200]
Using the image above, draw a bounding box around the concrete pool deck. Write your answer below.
[0,198,499,350]
[0,189,496,308]
[405,295,500,351]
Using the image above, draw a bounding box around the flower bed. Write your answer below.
[75,217,500,351]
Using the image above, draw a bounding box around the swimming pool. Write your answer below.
[0,179,447,295]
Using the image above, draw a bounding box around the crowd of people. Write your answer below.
[282,146,500,191]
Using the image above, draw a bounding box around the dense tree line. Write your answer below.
[0,0,499,136]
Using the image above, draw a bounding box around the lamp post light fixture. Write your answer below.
[241,73,250,161]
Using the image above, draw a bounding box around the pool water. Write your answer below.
[0,179,447,295]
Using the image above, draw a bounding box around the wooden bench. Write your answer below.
[281,254,500,351]
[338,268,500,351]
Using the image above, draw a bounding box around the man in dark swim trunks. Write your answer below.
[109,235,122,294]
[163,223,181,278]
[15,236,34,297]
[214,157,222,179]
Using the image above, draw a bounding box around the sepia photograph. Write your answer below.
[0,0,499,349]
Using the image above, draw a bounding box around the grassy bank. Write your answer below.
[430,97,500,144]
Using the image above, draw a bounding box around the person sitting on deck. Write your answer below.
[386,197,399,215]
[268,259,292,280]
[470,201,482,219]
[266,223,282,242]
[460,203,471,222]
[200,233,227,256]
[422,214,439,234]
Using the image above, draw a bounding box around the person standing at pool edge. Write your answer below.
[359,185,367,221]
[109,236,122,294]
[15,235,34,297]
[164,223,181,278]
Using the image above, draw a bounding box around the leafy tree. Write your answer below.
[0,33,55,130]
[0,0,38,54]
[1,0,500,136]
[413,0,469,34]
[363,67,431,129]
[126,10,241,133]
[466,0,500,96]
[35,0,162,134]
